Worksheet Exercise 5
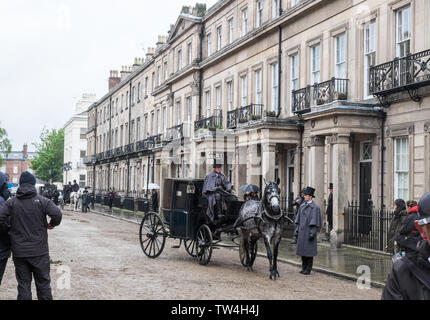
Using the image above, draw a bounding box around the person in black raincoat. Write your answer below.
[152,189,159,213]
[202,162,232,223]
[326,183,333,232]
[0,171,62,300]
[0,172,11,286]
[395,200,422,256]
[295,186,322,275]
[387,199,407,254]
[382,192,430,300]
[81,187,89,213]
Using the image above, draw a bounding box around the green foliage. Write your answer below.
[0,122,12,167]
[30,128,64,182]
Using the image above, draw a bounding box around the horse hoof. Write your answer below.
[270,275,276,280]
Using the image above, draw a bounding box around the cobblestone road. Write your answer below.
[0,210,382,300]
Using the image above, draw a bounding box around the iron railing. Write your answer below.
[194,114,223,131]
[114,147,123,157]
[165,124,184,141]
[105,149,113,159]
[343,201,393,252]
[83,155,96,164]
[369,49,430,95]
[227,104,264,128]
[124,143,134,154]
[136,139,151,152]
[292,78,349,114]
[96,152,104,161]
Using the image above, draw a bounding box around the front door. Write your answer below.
[359,161,372,234]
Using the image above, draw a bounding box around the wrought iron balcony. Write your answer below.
[96,152,104,161]
[165,124,184,141]
[227,104,264,128]
[292,78,349,114]
[124,143,135,154]
[105,149,113,159]
[114,147,123,157]
[194,114,223,131]
[369,49,430,102]
[136,139,151,152]
[83,155,96,164]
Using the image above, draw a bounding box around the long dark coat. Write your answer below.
[326,192,333,228]
[295,200,322,257]
[387,209,407,254]
[202,170,232,222]
[382,240,430,300]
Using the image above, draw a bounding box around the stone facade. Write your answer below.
[86,0,430,243]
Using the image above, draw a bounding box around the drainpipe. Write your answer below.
[380,109,387,210]
[92,104,97,208]
[296,116,305,192]
[276,3,283,118]
[127,81,132,197]
[198,24,205,119]
[108,96,112,195]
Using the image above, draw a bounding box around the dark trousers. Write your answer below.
[0,258,8,286]
[301,256,314,273]
[13,254,52,300]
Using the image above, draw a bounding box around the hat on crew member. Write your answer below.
[417,192,430,226]
[19,171,36,186]
[213,158,222,168]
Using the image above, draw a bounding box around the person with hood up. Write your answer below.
[382,192,430,300]
[387,198,407,254]
[0,171,62,300]
[395,200,422,257]
[0,172,11,286]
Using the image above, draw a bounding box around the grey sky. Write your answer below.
[0,0,217,152]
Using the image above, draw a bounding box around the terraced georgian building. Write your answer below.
[86,0,430,244]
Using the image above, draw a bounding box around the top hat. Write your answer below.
[213,158,222,168]
[303,186,316,198]
[329,183,333,190]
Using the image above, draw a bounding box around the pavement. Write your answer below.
[90,205,392,289]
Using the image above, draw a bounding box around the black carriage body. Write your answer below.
[162,178,205,240]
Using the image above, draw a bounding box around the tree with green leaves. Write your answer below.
[0,122,12,167]
[31,128,64,182]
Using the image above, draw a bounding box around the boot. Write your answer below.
[303,257,313,275]
[299,257,306,274]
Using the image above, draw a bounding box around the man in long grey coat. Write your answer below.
[295,186,322,275]
[202,162,232,223]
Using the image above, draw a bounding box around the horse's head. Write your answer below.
[263,178,281,214]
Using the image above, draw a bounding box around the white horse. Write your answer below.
[69,190,81,211]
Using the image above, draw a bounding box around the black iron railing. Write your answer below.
[114,147,123,157]
[124,143,134,154]
[105,149,113,159]
[292,78,349,114]
[369,49,430,95]
[96,152,104,161]
[166,124,184,141]
[227,104,264,128]
[194,114,223,131]
[83,155,96,164]
[136,139,151,152]
[343,201,393,252]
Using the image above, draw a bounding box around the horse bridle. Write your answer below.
[262,186,283,221]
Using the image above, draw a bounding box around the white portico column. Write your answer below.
[330,134,352,243]
[247,143,260,186]
[262,143,276,182]
[308,136,326,210]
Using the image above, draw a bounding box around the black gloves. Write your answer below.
[309,228,317,241]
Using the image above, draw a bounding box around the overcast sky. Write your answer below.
[0,0,217,152]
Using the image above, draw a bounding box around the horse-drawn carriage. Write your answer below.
[139,177,286,279]
[39,184,60,205]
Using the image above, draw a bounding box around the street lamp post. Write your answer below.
[63,162,72,185]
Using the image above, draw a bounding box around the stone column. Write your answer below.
[261,143,276,182]
[247,143,260,186]
[308,136,326,210]
[330,134,351,244]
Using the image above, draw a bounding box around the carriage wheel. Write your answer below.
[195,225,213,265]
[139,212,166,259]
[184,239,197,257]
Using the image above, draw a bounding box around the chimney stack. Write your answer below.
[109,70,121,91]
[120,65,132,81]
[132,57,144,71]
[145,47,155,62]
[22,143,28,159]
